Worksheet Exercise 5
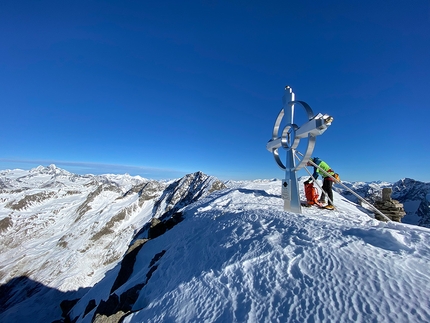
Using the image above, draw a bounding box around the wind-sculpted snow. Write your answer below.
[45,180,429,323]
[0,165,225,322]
[108,181,430,323]
[1,169,430,323]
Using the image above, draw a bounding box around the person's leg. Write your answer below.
[319,186,326,203]
[323,178,334,205]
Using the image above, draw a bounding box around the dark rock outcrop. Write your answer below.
[110,239,148,294]
[373,188,406,222]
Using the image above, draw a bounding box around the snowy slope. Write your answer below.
[1,168,430,323]
[0,166,225,322]
[62,180,430,323]
[335,178,430,227]
[0,165,154,291]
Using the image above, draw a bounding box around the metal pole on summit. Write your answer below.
[282,87,301,213]
[266,86,333,214]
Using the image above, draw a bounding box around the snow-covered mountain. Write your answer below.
[0,165,225,322]
[334,178,430,227]
[1,166,430,323]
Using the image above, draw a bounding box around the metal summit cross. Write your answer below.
[266,86,333,213]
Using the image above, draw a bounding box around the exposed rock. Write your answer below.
[93,311,127,323]
[0,216,12,233]
[92,292,130,323]
[110,240,148,293]
[118,283,145,312]
[146,265,158,282]
[92,282,146,322]
[149,250,166,267]
[153,171,226,219]
[75,185,104,220]
[392,178,430,227]
[60,298,80,320]
[126,239,148,255]
[6,191,56,210]
[91,249,167,322]
[147,218,163,239]
[373,188,406,222]
[0,167,226,322]
[148,212,184,239]
[83,299,97,317]
[138,181,165,206]
[336,178,430,227]
[209,179,227,193]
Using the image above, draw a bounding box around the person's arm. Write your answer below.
[312,166,319,180]
[305,167,319,184]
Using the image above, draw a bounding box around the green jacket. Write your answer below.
[312,157,335,180]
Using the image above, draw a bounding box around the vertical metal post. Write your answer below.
[282,87,301,213]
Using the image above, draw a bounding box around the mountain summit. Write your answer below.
[1,167,430,322]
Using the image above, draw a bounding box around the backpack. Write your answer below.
[304,182,319,205]
[334,173,340,182]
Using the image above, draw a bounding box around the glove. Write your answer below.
[304,178,313,185]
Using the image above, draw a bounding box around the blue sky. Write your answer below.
[1,0,429,182]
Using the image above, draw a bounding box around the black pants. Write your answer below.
[321,177,333,205]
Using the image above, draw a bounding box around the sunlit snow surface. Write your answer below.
[2,175,430,323]
[117,181,430,323]
[0,167,152,291]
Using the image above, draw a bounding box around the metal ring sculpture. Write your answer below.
[269,100,316,172]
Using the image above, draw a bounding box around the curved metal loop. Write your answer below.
[281,124,299,151]
[272,108,284,140]
[289,100,314,120]
[292,136,316,171]
[268,100,316,170]
[273,148,286,170]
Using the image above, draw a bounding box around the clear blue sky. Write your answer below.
[1,0,429,182]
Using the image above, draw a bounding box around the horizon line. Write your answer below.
[0,158,189,180]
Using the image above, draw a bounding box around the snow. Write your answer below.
[2,174,430,323]
[0,168,151,293]
[402,200,423,225]
[109,181,430,322]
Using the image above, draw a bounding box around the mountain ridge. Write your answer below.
[333,177,430,227]
[1,166,430,322]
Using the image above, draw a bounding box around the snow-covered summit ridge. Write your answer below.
[68,180,430,323]
[1,166,430,322]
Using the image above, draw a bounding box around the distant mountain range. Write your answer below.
[333,178,430,227]
[1,165,429,322]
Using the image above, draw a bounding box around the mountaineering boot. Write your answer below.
[324,204,335,210]
[318,198,326,204]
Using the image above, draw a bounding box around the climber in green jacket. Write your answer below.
[305,157,336,209]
